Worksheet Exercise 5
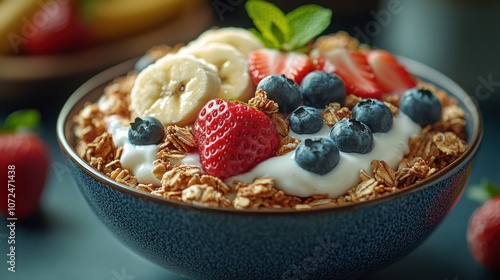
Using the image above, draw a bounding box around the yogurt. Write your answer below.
[106,112,421,198]
[106,116,161,186]
[228,112,421,197]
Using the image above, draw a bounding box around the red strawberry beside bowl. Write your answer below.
[467,181,500,271]
[0,110,50,218]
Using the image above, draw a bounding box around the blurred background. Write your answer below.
[1,0,499,279]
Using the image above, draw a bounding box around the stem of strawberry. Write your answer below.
[1,109,41,132]
[468,178,500,204]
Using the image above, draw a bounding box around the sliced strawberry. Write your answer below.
[248,48,313,85]
[367,50,417,94]
[193,99,281,179]
[311,48,382,99]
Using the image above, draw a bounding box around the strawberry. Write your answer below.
[248,48,313,85]
[193,99,280,179]
[0,110,50,218]
[467,195,500,270]
[22,0,93,55]
[366,50,417,94]
[311,48,383,99]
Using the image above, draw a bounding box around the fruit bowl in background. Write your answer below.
[0,0,213,101]
[57,57,482,280]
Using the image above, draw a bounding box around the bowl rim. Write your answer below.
[56,56,484,215]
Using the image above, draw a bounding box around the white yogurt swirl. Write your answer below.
[228,112,421,197]
[106,116,161,186]
[106,112,421,198]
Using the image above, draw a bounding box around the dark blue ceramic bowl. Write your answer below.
[57,57,482,280]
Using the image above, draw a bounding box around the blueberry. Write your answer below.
[329,119,374,154]
[257,74,302,114]
[400,88,442,126]
[289,106,324,134]
[351,98,393,133]
[128,117,165,145]
[134,54,156,72]
[294,137,340,175]
[300,71,347,108]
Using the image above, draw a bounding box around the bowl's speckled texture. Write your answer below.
[57,58,482,280]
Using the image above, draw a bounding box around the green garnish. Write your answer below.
[1,109,41,132]
[468,178,500,204]
[245,0,332,52]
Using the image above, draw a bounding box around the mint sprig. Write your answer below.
[245,0,332,52]
[1,109,41,132]
[468,178,500,204]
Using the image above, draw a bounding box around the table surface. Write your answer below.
[2,2,500,280]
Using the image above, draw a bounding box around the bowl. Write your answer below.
[57,57,483,280]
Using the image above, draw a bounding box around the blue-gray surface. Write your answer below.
[2,1,500,279]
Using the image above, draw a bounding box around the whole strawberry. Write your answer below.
[467,196,500,270]
[0,110,50,218]
[467,179,500,271]
[193,99,280,179]
[23,0,94,55]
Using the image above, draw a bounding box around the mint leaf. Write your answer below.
[245,1,333,51]
[245,0,289,49]
[286,5,332,51]
[467,178,500,204]
[270,23,285,46]
[2,109,40,132]
[249,28,274,48]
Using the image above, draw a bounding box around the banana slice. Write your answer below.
[186,27,263,56]
[180,43,254,101]
[130,54,221,126]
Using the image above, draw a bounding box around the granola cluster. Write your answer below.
[73,50,468,211]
